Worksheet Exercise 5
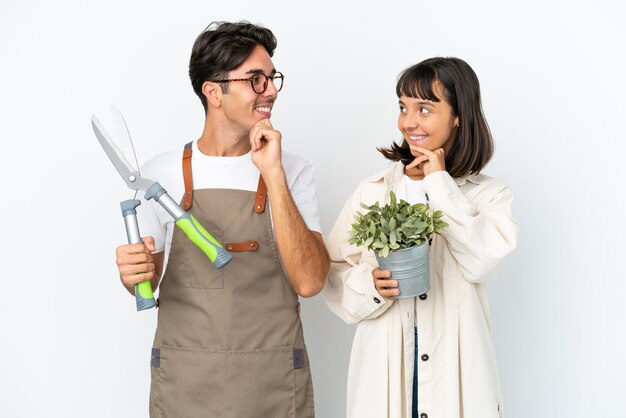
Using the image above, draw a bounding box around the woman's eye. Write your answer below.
[420,107,431,114]
[399,106,407,113]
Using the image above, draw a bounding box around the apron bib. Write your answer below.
[149,144,314,418]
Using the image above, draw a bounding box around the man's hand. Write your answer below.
[249,118,283,178]
[372,267,399,299]
[115,236,158,294]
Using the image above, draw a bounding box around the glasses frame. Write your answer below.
[209,72,284,94]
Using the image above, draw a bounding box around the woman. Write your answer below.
[323,57,518,418]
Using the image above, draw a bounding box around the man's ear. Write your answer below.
[202,81,222,108]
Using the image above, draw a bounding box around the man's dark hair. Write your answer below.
[378,57,494,177]
[188,21,277,112]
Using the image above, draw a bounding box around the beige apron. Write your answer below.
[149,143,314,417]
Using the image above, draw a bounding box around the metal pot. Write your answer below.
[375,243,429,298]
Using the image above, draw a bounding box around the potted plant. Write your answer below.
[349,191,448,298]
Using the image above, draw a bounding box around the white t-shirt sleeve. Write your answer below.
[283,153,322,234]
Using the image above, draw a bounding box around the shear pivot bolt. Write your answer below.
[129,175,136,182]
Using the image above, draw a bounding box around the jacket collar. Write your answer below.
[365,161,486,186]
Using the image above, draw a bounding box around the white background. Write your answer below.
[1,0,625,417]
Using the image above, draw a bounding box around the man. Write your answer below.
[115,21,329,417]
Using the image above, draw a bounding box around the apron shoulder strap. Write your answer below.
[182,141,193,210]
[183,142,266,214]
[254,175,267,213]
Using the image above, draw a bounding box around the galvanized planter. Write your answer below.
[375,243,429,298]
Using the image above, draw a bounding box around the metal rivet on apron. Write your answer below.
[256,205,261,209]
[250,243,255,248]
[227,245,233,250]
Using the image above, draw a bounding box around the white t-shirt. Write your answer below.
[404,175,428,205]
[136,140,321,267]
[404,175,427,328]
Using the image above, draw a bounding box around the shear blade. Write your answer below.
[91,114,153,191]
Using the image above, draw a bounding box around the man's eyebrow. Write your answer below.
[245,68,276,75]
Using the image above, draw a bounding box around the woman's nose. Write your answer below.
[402,112,419,129]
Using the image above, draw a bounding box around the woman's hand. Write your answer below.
[372,268,400,299]
[406,146,446,176]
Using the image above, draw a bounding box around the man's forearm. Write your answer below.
[265,170,329,297]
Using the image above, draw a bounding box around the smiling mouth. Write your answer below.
[254,103,273,115]
[407,134,427,142]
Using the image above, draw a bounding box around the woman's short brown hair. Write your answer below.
[378,57,494,177]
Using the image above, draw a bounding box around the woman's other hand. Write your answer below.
[372,268,400,299]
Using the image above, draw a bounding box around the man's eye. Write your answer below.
[251,76,263,85]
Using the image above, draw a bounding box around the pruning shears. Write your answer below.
[91,106,232,311]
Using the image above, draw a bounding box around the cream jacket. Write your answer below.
[323,162,518,418]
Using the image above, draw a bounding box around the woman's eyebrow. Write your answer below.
[399,99,435,106]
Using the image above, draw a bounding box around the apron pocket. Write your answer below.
[168,227,225,289]
[151,345,226,418]
[226,346,296,418]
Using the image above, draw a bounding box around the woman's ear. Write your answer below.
[454,115,459,127]
[202,81,222,108]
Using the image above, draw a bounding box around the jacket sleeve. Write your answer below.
[323,186,394,324]
[422,171,518,283]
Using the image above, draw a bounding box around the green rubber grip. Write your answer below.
[175,213,233,269]
[134,280,157,311]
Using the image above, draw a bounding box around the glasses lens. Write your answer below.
[250,74,268,94]
[249,73,284,94]
[272,73,284,92]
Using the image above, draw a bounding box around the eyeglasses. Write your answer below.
[210,72,284,94]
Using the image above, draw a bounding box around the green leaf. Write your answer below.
[390,230,397,245]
